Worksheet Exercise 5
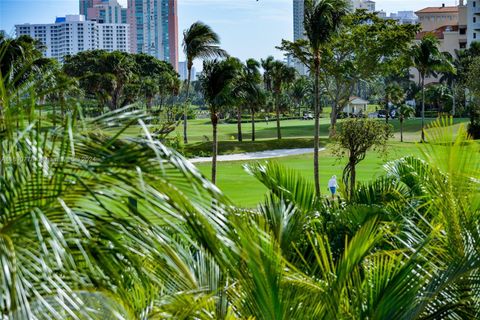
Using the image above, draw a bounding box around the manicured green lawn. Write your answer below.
[178,117,468,144]
[195,142,423,208]
[118,116,471,208]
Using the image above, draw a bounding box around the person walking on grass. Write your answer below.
[328,175,338,199]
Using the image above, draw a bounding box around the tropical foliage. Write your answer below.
[2,6,480,320]
[182,21,227,144]
[63,50,179,111]
[411,34,454,141]
[332,118,393,198]
[199,58,240,183]
[279,0,350,197]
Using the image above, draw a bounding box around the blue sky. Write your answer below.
[0,0,458,68]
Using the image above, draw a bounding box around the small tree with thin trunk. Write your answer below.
[333,119,393,199]
[182,22,227,144]
[200,58,239,184]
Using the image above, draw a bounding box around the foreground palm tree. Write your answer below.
[411,34,453,142]
[3,56,480,317]
[270,61,295,140]
[182,22,227,144]
[0,74,228,317]
[245,118,480,319]
[304,0,349,197]
[200,58,239,183]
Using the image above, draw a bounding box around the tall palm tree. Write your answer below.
[271,61,295,140]
[411,34,453,142]
[260,55,275,92]
[246,85,266,142]
[182,22,227,144]
[0,73,231,318]
[303,0,349,197]
[440,52,459,116]
[234,58,261,142]
[200,58,239,183]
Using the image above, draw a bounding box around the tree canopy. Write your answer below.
[63,50,179,110]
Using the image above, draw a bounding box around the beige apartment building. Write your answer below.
[412,3,468,84]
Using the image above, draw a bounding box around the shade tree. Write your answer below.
[333,118,393,198]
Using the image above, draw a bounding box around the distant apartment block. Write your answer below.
[412,2,468,84]
[80,0,93,19]
[80,0,178,70]
[178,61,196,82]
[86,0,128,24]
[15,15,130,61]
[468,0,480,45]
[293,0,306,75]
[351,0,376,12]
[127,0,179,71]
[378,11,419,25]
[415,3,467,55]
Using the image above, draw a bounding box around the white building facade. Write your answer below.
[468,0,480,45]
[16,15,130,61]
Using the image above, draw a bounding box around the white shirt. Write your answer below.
[328,178,337,188]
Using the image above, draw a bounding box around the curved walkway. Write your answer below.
[190,148,325,163]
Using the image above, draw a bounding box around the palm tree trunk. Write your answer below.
[251,109,256,142]
[237,105,243,142]
[400,119,404,142]
[452,81,456,116]
[386,100,389,124]
[184,66,192,144]
[421,75,426,142]
[313,58,321,198]
[53,102,56,127]
[211,112,218,184]
[275,94,281,140]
